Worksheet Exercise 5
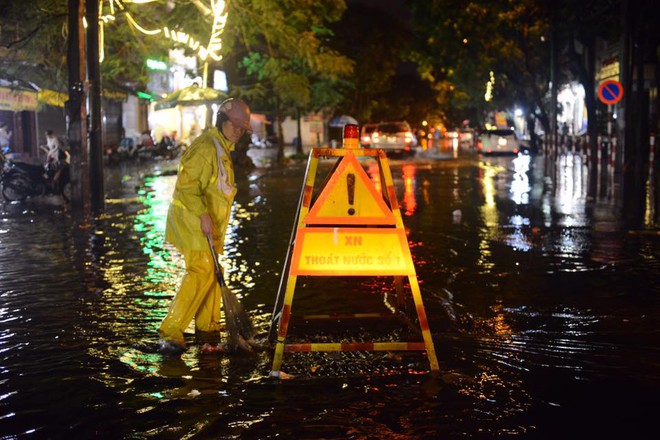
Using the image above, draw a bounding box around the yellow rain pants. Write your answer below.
[158,248,222,347]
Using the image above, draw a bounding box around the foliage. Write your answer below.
[328,1,417,124]
[229,0,353,115]
[227,0,353,160]
[0,0,632,144]
[0,0,69,91]
[409,0,553,130]
[0,0,215,93]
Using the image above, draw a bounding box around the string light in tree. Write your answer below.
[98,0,229,63]
[484,71,495,102]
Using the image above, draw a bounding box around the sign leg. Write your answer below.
[270,275,298,375]
[408,275,440,372]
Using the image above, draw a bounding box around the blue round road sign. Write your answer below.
[598,80,624,105]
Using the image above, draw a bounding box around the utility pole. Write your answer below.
[86,0,104,211]
[66,0,104,212]
[622,0,648,228]
[550,19,558,157]
[66,0,89,211]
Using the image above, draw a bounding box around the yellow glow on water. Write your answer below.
[490,301,512,336]
[136,179,177,286]
[477,161,504,272]
[644,176,656,227]
[133,175,181,325]
[479,162,499,226]
[401,164,417,216]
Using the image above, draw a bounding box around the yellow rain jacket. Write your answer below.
[165,127,237,251]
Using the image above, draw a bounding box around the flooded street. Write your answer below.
[0,147,659,438]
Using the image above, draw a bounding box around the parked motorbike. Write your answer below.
[1,153,71,202]
[137,136,182,160]
[105,144,121,165]
[117,136,138,160]
[248,133,275,149]
[155,136,182,159]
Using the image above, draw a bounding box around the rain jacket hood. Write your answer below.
[165,127,237,252]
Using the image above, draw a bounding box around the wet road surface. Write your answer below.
[0,147,658,438]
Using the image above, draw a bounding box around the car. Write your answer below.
[360,123,379,147]
[476,129,527,155]
[459,129,475,147]
[362,121,417,156]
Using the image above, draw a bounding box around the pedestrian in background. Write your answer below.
[42,130,65,163]
[41,130,68,177]
[158,98,252,354]
[0,126,12,154]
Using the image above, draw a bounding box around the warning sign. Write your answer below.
[305,151,396,226]
[269,141,439,375]
[290,227,415,276]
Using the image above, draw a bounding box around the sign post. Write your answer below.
[597,79,624,160]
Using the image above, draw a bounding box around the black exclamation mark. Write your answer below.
[347,173,355,215]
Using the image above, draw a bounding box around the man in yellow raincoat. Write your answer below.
[158,98,251,354]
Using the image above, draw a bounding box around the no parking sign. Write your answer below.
[598,80,624,105]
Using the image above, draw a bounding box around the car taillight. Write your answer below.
[371,132,380,144]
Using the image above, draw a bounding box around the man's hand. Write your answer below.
[200,213,213,240]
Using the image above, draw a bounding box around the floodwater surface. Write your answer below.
[0,149,658,438]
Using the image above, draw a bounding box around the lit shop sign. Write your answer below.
[596,58,620,81]
[0,87,38,112]
[146,59,168,71]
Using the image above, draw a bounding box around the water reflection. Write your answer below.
[554,153,588,227]
[644,162,658,228]
[510,154,530,205]
[0,153,658,438]
[401,164,417,216]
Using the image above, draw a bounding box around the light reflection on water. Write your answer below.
[0,152,658,437]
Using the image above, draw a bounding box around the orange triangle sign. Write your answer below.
[305,151,396,225]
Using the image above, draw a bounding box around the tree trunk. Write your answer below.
[295,107,303,155]
[275,100,285,164]
[231,133,255,173]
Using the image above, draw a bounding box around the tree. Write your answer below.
[329,1,418,124]
[0,1,216,94]
[227,0,354,162]
[0,0,70,92]
[409,0,554,136]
